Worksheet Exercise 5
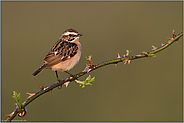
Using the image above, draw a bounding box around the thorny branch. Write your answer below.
[6,31,183,122]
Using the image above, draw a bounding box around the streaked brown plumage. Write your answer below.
[32,29,82,81]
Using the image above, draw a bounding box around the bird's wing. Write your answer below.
[43,40,78,67]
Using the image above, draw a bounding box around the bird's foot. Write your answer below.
[57,79,62,89]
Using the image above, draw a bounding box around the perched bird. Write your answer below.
[32,29,82,82]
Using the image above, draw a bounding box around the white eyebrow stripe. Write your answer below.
[64,32,78,36]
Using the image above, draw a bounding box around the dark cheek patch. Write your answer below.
[68,38,75,41]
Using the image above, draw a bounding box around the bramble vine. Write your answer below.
[6,30,183,122]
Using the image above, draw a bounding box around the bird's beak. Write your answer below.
[78,34,82,36]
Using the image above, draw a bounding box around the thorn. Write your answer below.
[40,86,44,90]
[6,114,12,118]
[168,39,172,43]
[117,53,121,58]
[63,81,70,87]
[48,90,52,93]
[82,64,91,73]
[115,53,121,67]
[124,60,127,65]
[6,114,11,117]
[152,45,157,50]
[6,112,14,120]
[128,59,132,64]
[26,92,35,99]
[124,59,131,65]
[168,38,173,43]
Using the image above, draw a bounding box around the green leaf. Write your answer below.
[86,75,91,81]
[148,53,156,57]
[76,75,95,88]
[85,55,92,61]
[12,91,21,111]
[126,50,131,56]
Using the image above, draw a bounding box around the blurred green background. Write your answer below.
[1,1,183,122]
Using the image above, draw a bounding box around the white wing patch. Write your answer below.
[54,51,58,55]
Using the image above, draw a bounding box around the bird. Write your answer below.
[32,29,82,82]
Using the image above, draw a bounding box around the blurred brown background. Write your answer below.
[1,1,183,122]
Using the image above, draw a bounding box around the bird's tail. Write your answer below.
[32,64,46,76]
